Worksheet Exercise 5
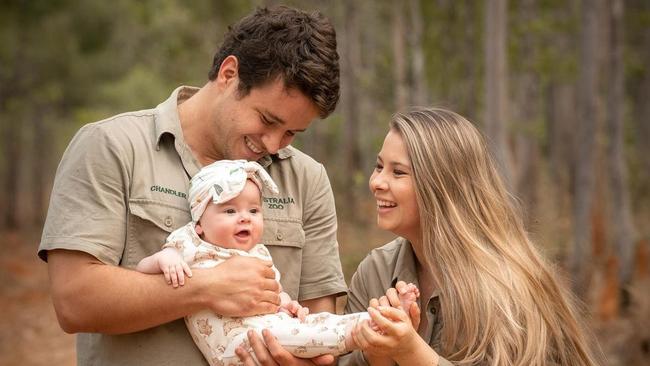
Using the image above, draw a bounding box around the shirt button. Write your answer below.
[164,216,173,227]
[276,232,283,241]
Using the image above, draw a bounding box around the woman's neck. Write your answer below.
[408,236,436,298]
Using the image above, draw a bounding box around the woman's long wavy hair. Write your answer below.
[390,108,601,366]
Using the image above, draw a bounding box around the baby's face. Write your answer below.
[195,180,263,251]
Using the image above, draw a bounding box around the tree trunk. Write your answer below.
[392,1,408,111]
[408,0,427,106]
[513,0,540,225]
[341,0,362,214]
[606,0,636,287]
[546,82,576,214]
[32,107,48,225]
[3,116,21,229]
[571,0,601,297]
[485,0,513,185]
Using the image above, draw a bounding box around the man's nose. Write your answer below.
[262,132,284,154]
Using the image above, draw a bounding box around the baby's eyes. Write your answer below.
[225,208,236,214]
[249,208,259,214]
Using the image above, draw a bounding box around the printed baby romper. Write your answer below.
[163,223,369,366]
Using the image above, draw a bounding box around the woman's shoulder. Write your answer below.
[356,237,407,273]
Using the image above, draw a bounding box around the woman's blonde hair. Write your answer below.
[390,107,601,365]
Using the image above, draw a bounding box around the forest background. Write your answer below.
[1,0,648,365]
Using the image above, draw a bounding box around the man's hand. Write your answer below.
[235,329,335,366]
[200,256,282,317]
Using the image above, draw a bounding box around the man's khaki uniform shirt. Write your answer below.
[39,86,347,365]
[339,237,453,366]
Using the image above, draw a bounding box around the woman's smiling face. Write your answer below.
[369,129,420,242]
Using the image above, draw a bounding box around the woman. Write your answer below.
[340,108,602,365]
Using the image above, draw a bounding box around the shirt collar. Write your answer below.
[156,86,294,172]
[258,146,295,167]
[155,86,201,146]
[391,237,441,300]
[391,237,419,286]
[153,86,200,177]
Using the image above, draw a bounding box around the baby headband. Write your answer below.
[189,160,279,223]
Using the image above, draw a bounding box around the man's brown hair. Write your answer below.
[209,6,340,118]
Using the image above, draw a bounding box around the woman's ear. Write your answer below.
[195,223,203,236]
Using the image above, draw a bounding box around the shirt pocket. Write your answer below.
[262,217,305,300]
[125,199,191,267]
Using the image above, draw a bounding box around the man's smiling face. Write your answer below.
[204,58,319,162]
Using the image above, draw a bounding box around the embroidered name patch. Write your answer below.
[150,185,187,199]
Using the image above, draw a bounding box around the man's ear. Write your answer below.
[216,55,239,87]
[195,223,203,236]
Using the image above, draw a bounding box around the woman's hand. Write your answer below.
[352,304,440,365]
[376,281,421,329]
[351,305,420,358]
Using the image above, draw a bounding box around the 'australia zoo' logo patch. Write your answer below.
[263,196,295,210]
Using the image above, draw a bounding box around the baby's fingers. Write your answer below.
[162,267,173,286]
[182,261,193,278]
[175,263,186,286]
[297,306,309,322]
[169,266,179,287]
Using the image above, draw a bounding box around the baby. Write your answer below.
[136,160,418,366]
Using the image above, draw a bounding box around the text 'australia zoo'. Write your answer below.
[263,196,295,209]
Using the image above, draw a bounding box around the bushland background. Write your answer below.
[1,0,648,365]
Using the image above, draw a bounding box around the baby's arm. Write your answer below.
[135,248,193,288]
[278,291,309,321]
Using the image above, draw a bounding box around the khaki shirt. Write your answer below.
[39,86,347,365]
[339,237,453,366]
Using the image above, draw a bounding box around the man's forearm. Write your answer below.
[48,249,281,335]
[300,294,336,313]
[48,249,209,334]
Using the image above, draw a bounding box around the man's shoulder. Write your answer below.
[86,108,157,135]
[73,108,158,150]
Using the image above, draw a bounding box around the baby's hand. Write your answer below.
[278,292,309,321]
[157,248,192,287]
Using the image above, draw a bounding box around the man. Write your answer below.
[39,6,346,365]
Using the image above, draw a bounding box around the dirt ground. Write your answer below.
[0,231,75,366]
[1,228,648,365]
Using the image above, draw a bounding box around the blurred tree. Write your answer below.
[340,0,363,214]
[511,0,541,224]
[392,1,408,111]
[605,0,636,290]
[485,0,513,184]
[408,0,428,106]
[572,0,601,297]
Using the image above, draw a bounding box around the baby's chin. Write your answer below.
[221,241,257,252]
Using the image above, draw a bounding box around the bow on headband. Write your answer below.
[188,160,279,222]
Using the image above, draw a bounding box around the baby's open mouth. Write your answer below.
[235,229,250,238]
